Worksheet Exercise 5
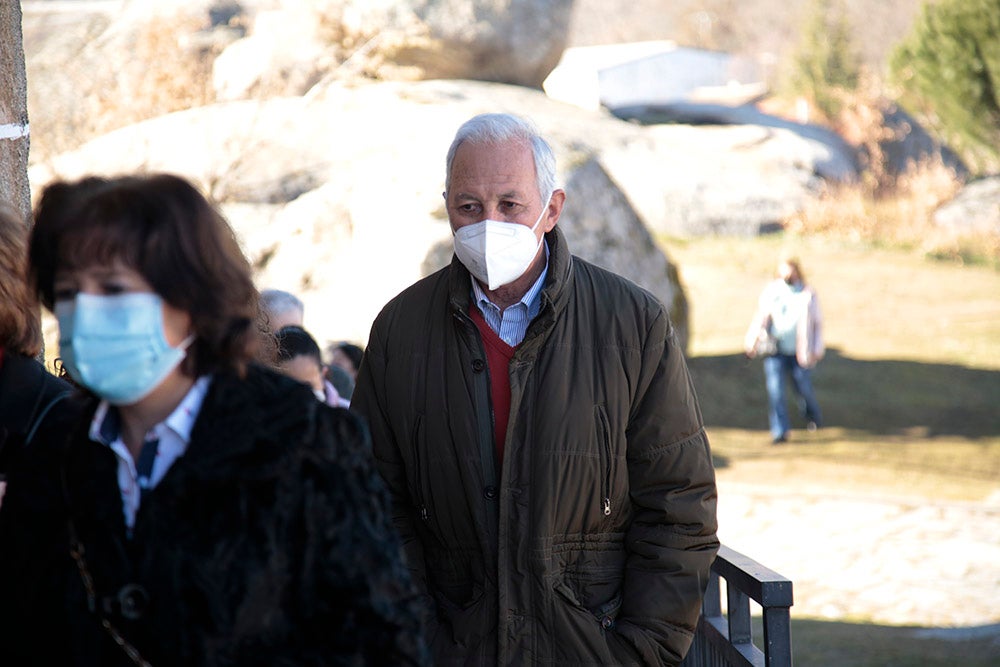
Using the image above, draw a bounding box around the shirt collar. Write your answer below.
[89,376,212,446]
[471,240,550,313]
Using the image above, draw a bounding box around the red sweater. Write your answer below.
[468,307,517,466]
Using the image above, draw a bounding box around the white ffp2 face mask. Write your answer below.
[453,200,549,290]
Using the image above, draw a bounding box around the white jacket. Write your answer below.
[744,282,824,368]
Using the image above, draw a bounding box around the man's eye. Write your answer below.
[102,282,126,295]
[53,287,76,302]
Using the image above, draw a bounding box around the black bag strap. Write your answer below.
[0,359,44,441]
[24,390,72,446]
[60,435,153,667]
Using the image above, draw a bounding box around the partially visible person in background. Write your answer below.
[327,340,363,380]
[0,203,77,508]
[325,362,355,401]
[324,341,363,400]
[261,288,305,331]
[0,174,427,666]
[276,325,350,408]
[744,255,824,444]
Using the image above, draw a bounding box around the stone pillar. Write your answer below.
[0,1,31,225]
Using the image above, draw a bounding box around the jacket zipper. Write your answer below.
[596,406,613,517]
[411,416,429,522]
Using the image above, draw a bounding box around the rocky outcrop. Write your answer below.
[601,120,854,237]
[23,0,575,158]
[21,0,220,162]
[30,74,868,345]
[30,79,692,349]
[603,102,860,237]
[210,0,580,98]
[934,177,1000,236]
[332,0,576,88]
[212,4,330,101]
[877,103,968,180]
[559,158,688,343]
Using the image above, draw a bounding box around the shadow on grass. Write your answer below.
[779,618,1000,667]
[687,347,1000,438]
[710,453,731,470]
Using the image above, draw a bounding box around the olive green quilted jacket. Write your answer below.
[353,226,719,666]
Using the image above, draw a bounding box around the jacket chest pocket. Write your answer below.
[408,415,431,523]
[595,405,620,520]
[407,414,466,529]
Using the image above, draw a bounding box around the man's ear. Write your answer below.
[544,189,566,232]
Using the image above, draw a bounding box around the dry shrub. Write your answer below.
[786,75,997,267]
[785,157,997,264]
[832,68,899,195]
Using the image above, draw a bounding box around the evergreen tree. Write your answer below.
[790,0,861,119]
[890,0,1000,174]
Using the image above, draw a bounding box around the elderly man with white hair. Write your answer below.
[352,113,719,666]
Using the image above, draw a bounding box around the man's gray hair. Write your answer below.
[445,113,558,203]
[261,288,304,319]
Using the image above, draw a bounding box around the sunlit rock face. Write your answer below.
[28,79,691,349]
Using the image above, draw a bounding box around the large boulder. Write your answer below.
[30,79,690,349]
[560,158,689,342]
[601,120,855,237]
[212,4,330,101]
[877,103,968,180]
[21,0,226,162]
[605,102,860,237]
[934,177,1000,236]
[212,0,580,95]
[332,0,576,87]
[23,0,573,158]
[23,2,853,244]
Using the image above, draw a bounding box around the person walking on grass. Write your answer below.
[744,256,824,444]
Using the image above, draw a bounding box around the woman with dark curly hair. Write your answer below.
[0,174,427,666]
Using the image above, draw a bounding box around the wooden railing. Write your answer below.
[680,545,794,667]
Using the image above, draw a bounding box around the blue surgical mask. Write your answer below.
[55,293,194,405]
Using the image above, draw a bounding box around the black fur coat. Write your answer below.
[0,364,428,666]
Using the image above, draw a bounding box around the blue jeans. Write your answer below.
[763,354,822,440]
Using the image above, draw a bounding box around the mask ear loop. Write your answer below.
[525,194,553,257]
[530,194,553,235]
[175,334,196,352]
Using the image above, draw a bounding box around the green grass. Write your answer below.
[663,232,1000,664]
